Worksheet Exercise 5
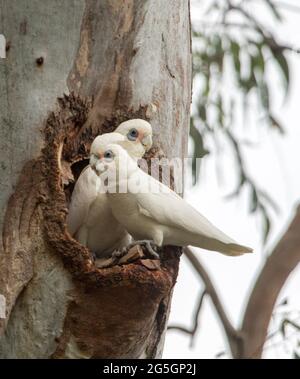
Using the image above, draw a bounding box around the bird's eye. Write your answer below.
[103,150,114,161]
[127,128,139,141]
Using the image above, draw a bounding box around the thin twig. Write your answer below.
[247,316,300,358]
[168,289,207,347]
[173,248,300,358]
[282,319,300,332]
[226,1,300,53]
[183,247,243,357]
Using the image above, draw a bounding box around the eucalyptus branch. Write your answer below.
[183,247,244,357]
[168,289,207,347]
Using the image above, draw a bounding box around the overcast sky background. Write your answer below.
[164,0,300,359]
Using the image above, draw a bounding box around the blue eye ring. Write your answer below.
[127,128,138,141]
[103,150,114,161]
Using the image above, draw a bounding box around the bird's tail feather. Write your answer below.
[193,235,253,256]
[221,243,253,256]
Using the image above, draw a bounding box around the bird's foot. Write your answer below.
[130,240,160,260]
[96,241,160,268]
[94,249,130,268]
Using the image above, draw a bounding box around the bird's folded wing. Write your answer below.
[135,177,241,246]
[67,166,99,236]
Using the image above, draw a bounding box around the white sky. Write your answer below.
[164,0,300,359]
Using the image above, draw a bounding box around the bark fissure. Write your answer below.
[0,0,191,358]
[0,93,181,358]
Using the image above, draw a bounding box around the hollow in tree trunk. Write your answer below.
[0,0,192,358]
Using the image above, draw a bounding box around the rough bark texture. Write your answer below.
[0,0,192,358]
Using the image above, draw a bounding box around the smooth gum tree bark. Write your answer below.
[0,0,192,358]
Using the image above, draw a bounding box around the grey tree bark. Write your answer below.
[0,0,192,358]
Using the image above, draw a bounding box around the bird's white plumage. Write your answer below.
[66,119,153,258]
[67,165,99,238]
[104,144,253,256]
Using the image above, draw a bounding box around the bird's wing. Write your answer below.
[134,171,251,252]
[66,166,99,236]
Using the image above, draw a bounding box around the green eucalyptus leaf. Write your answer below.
[269,114,285,134]
[198,103,207,122]
[272,49,290,91]
[280,319,287,338]
[216,95,224,128]
[262,211,271,243]
[189,0,289,243]
[259,81,270,111]
[250,188,258,213]
[190,120,209,185]
[253,45,265,75]
[230,40,241,79]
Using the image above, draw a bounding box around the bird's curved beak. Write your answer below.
[90,155,106,175]
[141,135,152,151]
[95,161,108,175]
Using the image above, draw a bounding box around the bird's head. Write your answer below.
[115,119,153,159]
[90,141,137,180]
[90,133,126,174]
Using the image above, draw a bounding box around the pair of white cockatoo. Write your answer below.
[67,119,252,261]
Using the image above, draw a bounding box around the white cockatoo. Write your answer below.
[94,144,253,257]
[66,119,153,258]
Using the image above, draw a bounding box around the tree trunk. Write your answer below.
[0,0,192,358]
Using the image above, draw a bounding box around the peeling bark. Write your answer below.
[0,1,191,358]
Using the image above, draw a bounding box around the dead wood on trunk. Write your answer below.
[0,0,192,358]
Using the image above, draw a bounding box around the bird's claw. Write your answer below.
[126,240,160,259]
[110,240,160,264]
[144,241,160,259]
